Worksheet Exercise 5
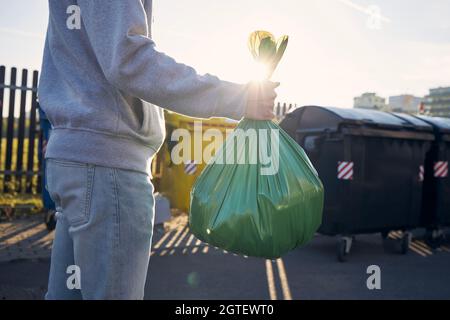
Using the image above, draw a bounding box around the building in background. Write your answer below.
[423,87,450,117]
[354,93,388,111]
[388,95,423,114]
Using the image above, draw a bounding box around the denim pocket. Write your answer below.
[46,159,95,226]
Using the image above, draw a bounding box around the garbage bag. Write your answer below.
[189,119,324,259]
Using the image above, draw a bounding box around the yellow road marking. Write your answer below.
[276,259,293,300]
[440,246,450,253]
[202,246,209,253]
[160,249,168,256]
[265,260,277,300]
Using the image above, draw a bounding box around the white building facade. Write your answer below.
[388,95,423,114]
[354,93,387,111]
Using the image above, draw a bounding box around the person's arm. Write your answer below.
[77,0,248,120]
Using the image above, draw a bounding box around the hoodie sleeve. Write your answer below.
[77,0,247,120]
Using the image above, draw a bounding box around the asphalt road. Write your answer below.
[1,225,450,300]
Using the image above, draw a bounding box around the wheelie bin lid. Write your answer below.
[281,106,435,140]
[415,115,450,134]
[285,106,432,130]
[390,113,434,131]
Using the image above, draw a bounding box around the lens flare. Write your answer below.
[250,61,270,82]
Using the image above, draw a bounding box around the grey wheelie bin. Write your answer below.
[414,116,450,247]
[280,106,435,261]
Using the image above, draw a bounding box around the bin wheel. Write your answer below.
[400,232,411,255]
[425,230,444,249]
[44,209,57,231]
[337,237,352,262]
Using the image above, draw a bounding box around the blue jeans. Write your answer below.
[45,159,155,299]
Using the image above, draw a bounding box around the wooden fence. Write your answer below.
[0,65,42,197]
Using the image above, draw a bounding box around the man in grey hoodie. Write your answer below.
[39,0,278,299]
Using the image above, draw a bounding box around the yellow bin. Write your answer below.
[152,111,238,212]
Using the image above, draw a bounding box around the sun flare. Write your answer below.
[249,61,271,82]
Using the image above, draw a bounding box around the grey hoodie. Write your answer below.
[39,0,248,174]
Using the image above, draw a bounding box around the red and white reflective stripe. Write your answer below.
[337,161,354,180]
[434,161,448,178]
[419,165,424,182]
[184,161,198,175]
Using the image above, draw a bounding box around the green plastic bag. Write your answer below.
[189,31,324,258]
[189,119,324,259]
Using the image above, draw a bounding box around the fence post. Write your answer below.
[26,70,39,194]
[4,67,17,193]
[16,68,28,192]
[0,66,5,183]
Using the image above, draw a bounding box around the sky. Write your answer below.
[0,0,449,108]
